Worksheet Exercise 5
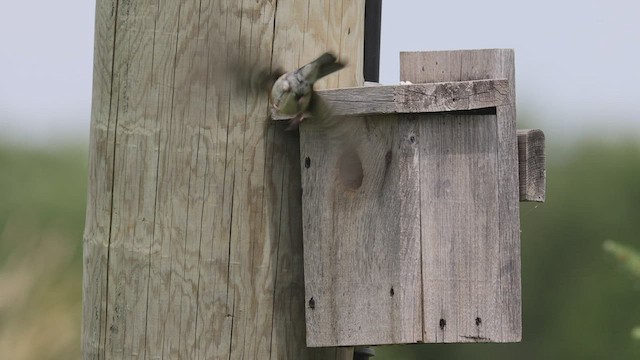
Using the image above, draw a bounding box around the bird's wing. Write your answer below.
[302,92,357,143]
[238,66,284,97]
[222,52,284,97]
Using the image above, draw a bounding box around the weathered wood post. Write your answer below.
[83,0,364,358]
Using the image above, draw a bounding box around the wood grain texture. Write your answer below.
[301,115,423,346]
[271,79,509,120]
[418,114,501,343]
[401,49,522,343]
[300,112,508,346]
[83,1,364,359]
[270,0,363,358]
[517,129,546,202]
[299,50,522,346]
[83,0,117,357]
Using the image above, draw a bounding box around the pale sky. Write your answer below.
[1,0,639,144]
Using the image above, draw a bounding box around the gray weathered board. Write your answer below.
[271,79,510,119]
[300,49,522,346]
[517,129,546,202]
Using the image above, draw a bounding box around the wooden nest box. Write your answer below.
[275,49,546,347]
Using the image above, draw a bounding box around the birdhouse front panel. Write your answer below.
[299,49,521,347]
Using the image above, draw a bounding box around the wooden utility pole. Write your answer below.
[83,0,363,358]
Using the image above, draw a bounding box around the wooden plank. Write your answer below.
[517,129,546,202]
[301,115,422,346]
[491,50,522,341]
[84,1,365,359]
[418,114,501,343]
[401,49,522,342]
[271,79,509,120]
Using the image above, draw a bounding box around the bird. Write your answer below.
[230,51,361,190]
[234,52,346,130]
[269,52,345,130]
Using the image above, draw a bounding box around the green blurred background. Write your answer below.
[0,144,86,358]
[2,0,640,359]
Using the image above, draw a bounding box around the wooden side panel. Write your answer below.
[301,115,422,346]
[517,129,546,202]
[401,49,522,342]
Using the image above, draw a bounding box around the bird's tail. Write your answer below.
[311,52,346,81]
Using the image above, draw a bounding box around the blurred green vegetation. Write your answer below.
[1,134,640,359]
[603,240,640,340]
[604,240,640,280]
[0,143,86,359]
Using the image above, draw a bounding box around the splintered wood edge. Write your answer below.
[271,78,509,120]
[517,129,546,202]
